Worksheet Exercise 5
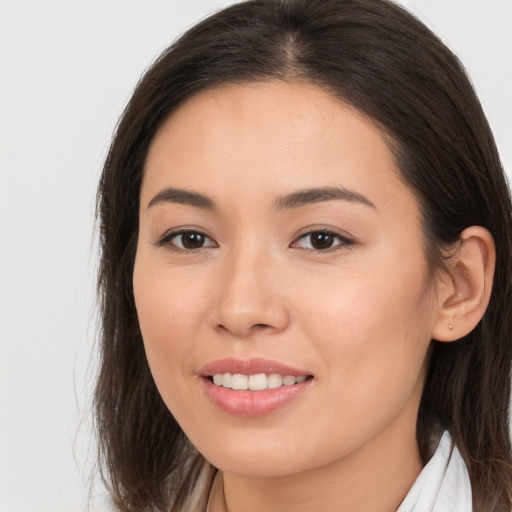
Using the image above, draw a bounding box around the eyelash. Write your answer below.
[156,228,355,253]
[156,229,216,251]
[292,229,355,253]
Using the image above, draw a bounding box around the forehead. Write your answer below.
[142,81,417,220]
[146,81,391,170]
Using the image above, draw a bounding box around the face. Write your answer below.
[133,82,441,478]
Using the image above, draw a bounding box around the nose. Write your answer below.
[212,251,289,338]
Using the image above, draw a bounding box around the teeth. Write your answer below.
[267,373,283,389]
[282,375,296,386]
[231,374,248,390]
[211,373,308,390]
[221,373,232,388]
[249,373,267,391]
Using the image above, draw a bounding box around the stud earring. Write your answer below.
[448,324,453,330]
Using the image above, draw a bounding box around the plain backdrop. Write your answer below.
[0,1,510,511]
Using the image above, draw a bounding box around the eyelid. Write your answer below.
[155,227,218,250]
[290,226,356,252]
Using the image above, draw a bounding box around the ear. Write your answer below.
[431,226,495,342]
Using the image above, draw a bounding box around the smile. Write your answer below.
[211,373,307,390]
[200,358,314,416]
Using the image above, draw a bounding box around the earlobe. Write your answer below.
[431,226,495,342]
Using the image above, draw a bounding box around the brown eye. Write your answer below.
[180,232,206,249]
[294,230,354,251]
[162,230,217,250]
[309,232,335,250]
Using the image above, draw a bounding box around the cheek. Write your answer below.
[298,253,430,339]
[295,254,433,416]
[133,253,212,338]
[132,258,211,406]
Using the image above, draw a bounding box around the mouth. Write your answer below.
[199,358,314,417]
[207,372,312,390]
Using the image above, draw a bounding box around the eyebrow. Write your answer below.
[147,187,216,210]
[273,186,376,210]
[147,185,376,211]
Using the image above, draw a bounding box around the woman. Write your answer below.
[95,0,512,510]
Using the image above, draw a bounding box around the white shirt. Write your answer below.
[397,431,472,512]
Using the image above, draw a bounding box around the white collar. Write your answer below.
[397,431,472,512]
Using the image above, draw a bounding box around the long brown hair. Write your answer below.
[95,1,512,510]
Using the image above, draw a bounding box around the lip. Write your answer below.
[199,358,313,417]
[199,357,310,377]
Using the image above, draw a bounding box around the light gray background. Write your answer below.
[0,1,510,511]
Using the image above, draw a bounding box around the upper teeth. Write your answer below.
[212,373,307,390]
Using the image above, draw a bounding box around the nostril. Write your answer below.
[216,321,273,337]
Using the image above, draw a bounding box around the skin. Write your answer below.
[133,82,454,511]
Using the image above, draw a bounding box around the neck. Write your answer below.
[209,421,423,512]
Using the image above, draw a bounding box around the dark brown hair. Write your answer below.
[95,0,512,510]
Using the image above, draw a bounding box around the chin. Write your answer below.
[210,454,309,478]
[194,431,332,478]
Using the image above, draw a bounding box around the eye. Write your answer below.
[158,230,217,251]
[292,230,354,251]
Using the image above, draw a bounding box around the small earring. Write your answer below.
[448,324,453,330]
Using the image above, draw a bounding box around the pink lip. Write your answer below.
[199,357,310,377]
[199,358,313,417]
